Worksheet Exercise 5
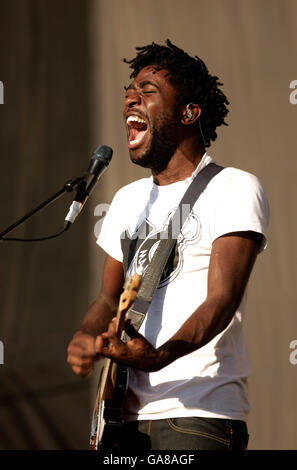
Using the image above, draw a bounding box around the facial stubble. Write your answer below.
[129,112,180,175]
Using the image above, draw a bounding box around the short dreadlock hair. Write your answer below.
[123,39,229,148]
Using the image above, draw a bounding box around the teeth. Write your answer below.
[127,115,146,125]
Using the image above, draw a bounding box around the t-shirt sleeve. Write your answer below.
[96,188,125,262]
[210,169,270,252]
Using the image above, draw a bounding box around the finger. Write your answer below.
[95,333,124,358]
[67,344,96,359]
[67,353,94,369]
[72,364,94,377]
[68,338,96,356]
[107,317,117,336]
[94,334,111,353]
[69,361,93,377]
[94,334,103,353]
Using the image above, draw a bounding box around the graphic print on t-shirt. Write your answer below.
[121,207,202,288]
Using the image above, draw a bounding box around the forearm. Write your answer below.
[157,295,238,368]
[96,295,239,373]
[157,233,260,367]
[76,293,119,337]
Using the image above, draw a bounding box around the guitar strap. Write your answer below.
[121,162,224,343]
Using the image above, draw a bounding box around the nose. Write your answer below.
[124,89,142,110]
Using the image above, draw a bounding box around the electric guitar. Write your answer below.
[89,273,141,450]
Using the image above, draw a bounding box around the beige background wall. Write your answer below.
[0,0,296,450]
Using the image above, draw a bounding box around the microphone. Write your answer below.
[64,145,113,229]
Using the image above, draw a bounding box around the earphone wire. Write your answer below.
[187,103,207,148]
[198,117,207,147]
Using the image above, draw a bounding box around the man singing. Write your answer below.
[67,40,269,450]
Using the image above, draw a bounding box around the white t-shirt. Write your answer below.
[96,153,270,422]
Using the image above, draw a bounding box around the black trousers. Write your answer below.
[100,416,249,451]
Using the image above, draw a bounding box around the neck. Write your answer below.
[152,137,205,186]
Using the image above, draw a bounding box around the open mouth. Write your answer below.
[127,115,149,149]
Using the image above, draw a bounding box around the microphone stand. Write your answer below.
[0,176,84,242]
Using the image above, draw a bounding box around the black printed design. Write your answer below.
[121,208,201,288]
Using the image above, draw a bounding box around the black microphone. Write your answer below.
[64,145,113,229]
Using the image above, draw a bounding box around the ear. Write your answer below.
[181,103,201,125]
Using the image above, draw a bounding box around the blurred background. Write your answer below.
[0,0,296,450]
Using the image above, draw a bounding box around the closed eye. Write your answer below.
[124,90,155,99]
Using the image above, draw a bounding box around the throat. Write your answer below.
[152,153,204,186]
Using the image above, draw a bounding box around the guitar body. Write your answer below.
[90,362,129,450]
[89,274,141,450]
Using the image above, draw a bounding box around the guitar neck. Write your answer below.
[114,273,141,339]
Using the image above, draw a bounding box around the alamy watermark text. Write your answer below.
[289,339,297,365]
[289,80,297,104]
[0,340,4,364]
[93,203,192,240]
[0,81,3,104]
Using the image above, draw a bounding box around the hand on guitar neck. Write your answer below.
[93,272,165,373]
[94,316,162,372]
[67,255,174,377]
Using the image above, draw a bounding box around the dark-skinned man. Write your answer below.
[67,40,269,450]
